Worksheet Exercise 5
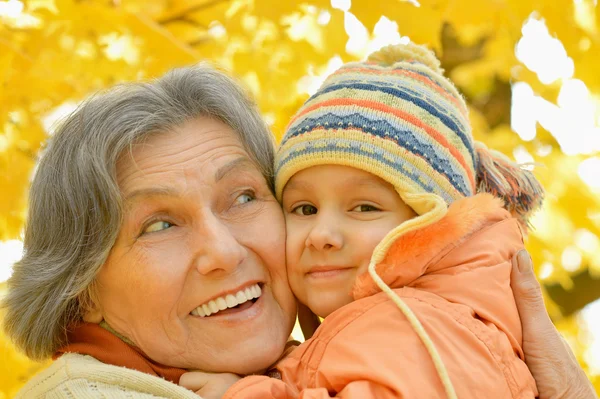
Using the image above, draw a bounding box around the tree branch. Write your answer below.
[545,267,600,318]
[157,0,230,25]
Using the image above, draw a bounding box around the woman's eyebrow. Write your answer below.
[214,157,256,182]
[124,187,179,204]
[123,158,257,205]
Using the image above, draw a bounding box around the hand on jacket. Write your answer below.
[511,249,598,399]
[179,371,241,399]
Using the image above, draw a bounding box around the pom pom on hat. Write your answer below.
[368,42,444,74]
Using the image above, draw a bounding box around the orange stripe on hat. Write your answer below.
[331,66,467,116]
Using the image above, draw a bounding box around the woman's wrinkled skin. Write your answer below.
[84,116,297,375]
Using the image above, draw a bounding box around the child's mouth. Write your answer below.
[307,266,353,279]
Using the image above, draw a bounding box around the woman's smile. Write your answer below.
[190,282,263,318]
[190,288,265,324]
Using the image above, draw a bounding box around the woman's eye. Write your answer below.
[235,192,255,205]
[352,204,380,212]
[144,220,173,234]
[292,204,318,216]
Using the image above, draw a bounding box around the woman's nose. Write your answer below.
[305,215,343,251]
[192,214,248,276]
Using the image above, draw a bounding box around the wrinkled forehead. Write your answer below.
[115,118,258,194]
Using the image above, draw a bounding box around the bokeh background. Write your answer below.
[1,0,600,397]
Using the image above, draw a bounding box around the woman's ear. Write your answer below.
[81,285,103,324]
[83,307,103,324]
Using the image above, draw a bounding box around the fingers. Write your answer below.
[298,303,320,340]
[510,250,599,399]
[510,249,564,356]
[511,249,548,320]
[511,249,570,355]
[179,371,210,391]
[180,371,242,399]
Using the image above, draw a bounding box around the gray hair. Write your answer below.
[2,63,276,360]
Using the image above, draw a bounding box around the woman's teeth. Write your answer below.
[191,283,262,317]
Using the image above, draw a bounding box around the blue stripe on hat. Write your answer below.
[304,81,476,163]
[277,138,463,202]
[316,76,466,134]
[332,61,460,102]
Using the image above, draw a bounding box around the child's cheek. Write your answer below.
[355,223,399,258]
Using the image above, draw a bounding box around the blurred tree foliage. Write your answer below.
[1,0,600,396]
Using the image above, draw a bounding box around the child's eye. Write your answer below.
[143,220,173,234]
[352,204,380,212]
[292,204,318,216]
[235,192,255,204]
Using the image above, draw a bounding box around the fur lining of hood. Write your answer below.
[352,193,517,299]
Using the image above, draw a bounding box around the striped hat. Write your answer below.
[275,42,543,232]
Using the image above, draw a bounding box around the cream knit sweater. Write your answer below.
[16,353,201,398]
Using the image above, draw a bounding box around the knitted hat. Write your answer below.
[275,42,543,234]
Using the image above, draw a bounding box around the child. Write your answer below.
[221,42,540,398]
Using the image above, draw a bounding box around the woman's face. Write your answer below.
[90,117,296,374]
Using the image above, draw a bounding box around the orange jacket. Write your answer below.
[224,194,538,398]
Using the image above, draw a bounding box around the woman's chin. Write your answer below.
[230,358,276,375]
[184,320,291,375]
[167,288,297,375]
[212,343,283,375]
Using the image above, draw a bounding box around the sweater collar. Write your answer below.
[54,322,186,384]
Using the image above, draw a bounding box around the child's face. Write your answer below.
[282,165,417,318]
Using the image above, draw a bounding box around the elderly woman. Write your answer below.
[4,64,296,398]
[2,64,596,399]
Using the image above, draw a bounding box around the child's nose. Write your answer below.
[305,217,344,251]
